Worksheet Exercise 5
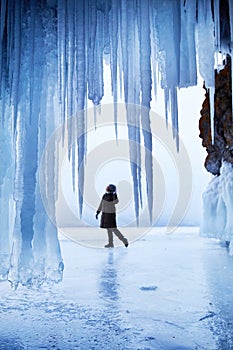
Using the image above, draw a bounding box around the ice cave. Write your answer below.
[1,0,233,349]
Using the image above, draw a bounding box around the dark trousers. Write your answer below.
[107,228,127,244]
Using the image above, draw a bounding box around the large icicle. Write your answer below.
[57,0,67,126]
[179,0,197,87]
[153,0,180,146]
[4,1,64,288]
[214,0,220,51]
[109,0,119,137]
[120,0,143,224]
[197,0,215,141]
[137,0,153,223]
[33,4,63,287]
[75,0,87,216]
[11,1,22,132]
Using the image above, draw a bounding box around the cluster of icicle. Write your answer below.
[0,0,232,287]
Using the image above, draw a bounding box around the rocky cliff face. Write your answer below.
[199,56,233,176]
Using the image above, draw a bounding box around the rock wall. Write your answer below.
[200,56,233,250]
[199,56,233,175]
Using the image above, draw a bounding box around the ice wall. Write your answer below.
[200,161,233,254]
[0,1,64,288]
[0,0,232,286]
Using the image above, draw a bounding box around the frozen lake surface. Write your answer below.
[0,227,233,349]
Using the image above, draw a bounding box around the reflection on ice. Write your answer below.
[99,251,119,302]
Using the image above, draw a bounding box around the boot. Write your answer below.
[124,239,129,247]
[104,243,114,248]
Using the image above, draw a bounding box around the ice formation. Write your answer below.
[0,0,232,287]
[200,162,233,254]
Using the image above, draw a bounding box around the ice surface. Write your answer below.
[0,228,233,349]
[0,1,233,287]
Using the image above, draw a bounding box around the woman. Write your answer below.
[96,184,128,248]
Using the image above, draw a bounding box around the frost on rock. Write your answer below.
[0,0,232,286]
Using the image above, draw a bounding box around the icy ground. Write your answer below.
[0,228,233,349]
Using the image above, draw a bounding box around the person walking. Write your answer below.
[96,184,128,248]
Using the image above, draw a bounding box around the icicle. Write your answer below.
[29,1,36,123]
[164,86,179,149]
[45,219,64,284]
[229,0,233,46]
[10,107,26,289]
[119,0,128,103]
[196,0,215,88]
[179,0,197,87]
[12,0,22,132]
[71,143,76,192]
[87,0,105,105]
[170,87,179,151]
[34,2,63,285]
[126,104,141,225]
[67,0,75,118]
[0,170,13,280]
[33,116,47,287]
[196,0,215,144]
[119,0,144,224]
[154,0,180,89]
[117,26,123,101]
[0,0,7,41]
[134,18,142,208]
[164,88,169,126]
[57,0,67,126]
[149,1,158,99]
[75,0,86,216]
[67,0,75,163]
[17,5,44,286]
[0,105,13,281]
[0,0,7,86]
[137,0,153,223]
[87,0,96,102]
[109,0,119,138]
[103,0,110,54]
[0,78,6,126]
[153,0,183,150]
[141,108,153,223]
[214,0,220,51]
[67,117,72,161]
[209,87,215,144]
[77,121,85,217]
[93,9,104,105]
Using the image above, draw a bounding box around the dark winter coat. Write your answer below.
[97,192,119,228]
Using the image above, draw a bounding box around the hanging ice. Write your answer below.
[0,1,64,289]
[0,0,232,287]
